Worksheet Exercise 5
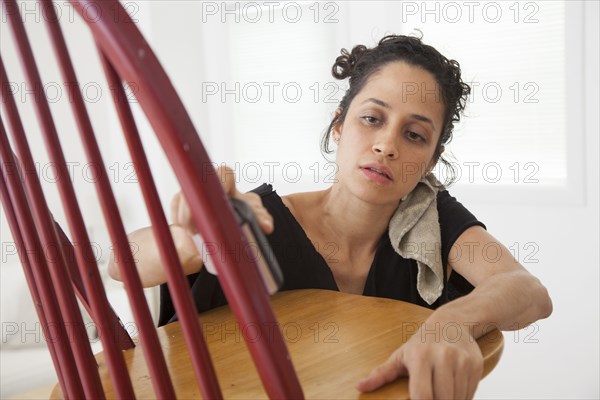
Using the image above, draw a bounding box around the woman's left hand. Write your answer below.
[356,322,484,399]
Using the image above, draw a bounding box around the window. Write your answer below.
[189,1,583,203]
[397,1,582,204]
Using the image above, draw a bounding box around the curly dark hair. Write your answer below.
[322,34,470,185]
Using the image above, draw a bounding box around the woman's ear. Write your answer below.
[426,145,444,175]
[332,108,343,143]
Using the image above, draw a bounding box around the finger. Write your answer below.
[253,208,274,234]
[170,192,189,226]
[466,360,483,399]
[466,377,480,400]
[453,358,470,400]
[239,192,262,206]
[432,364,454,400]
[170,191,182,223]
[240,192,274,234]
[408,360,433,400]
[454,374,468,399]
[173,193,198,232]
[216,165,239,197]
[356,354,408,392]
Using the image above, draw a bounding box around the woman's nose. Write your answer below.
[372,134,398,159]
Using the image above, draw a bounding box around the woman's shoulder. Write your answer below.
[249,183,300,221]
[249,183,322,231]
[250,183,292,209]
[436,189,484,222]
[250,182,276,197]
[435,188,486,268]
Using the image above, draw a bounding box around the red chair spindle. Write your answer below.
[0,118,85,399]
[100,51,224,399]
[8,0,178,396]
[0,151,69,397]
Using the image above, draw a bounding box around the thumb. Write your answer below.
[356,352,409,393]
[170,191,197,233]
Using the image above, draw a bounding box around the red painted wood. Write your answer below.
[70,0,304,397]
[38,1,148,397]
[0,113,85,399]
[0,155,68,398]
[2,0,305,396]
[53,221,136,351]
[101,52,223,399]
[27,0,176,397]
[3,0,108,394]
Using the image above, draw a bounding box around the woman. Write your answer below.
[110,34,552,399]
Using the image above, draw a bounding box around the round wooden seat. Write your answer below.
[52,289,503,399]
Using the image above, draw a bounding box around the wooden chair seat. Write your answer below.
[52,289,503,399]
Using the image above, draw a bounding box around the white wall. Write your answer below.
[1,1,598,398]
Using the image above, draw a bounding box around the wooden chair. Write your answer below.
[0,0,503,398]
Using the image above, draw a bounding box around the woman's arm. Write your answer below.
[358,225,553,398]
[107,224,202,288]
[427,225,553,341]
[439,225,552,333]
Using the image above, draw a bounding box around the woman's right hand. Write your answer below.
[109,165,273,287]
[170,165,274,235]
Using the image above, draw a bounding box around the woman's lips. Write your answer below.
[360,166,393,184]
[360,163,394,182]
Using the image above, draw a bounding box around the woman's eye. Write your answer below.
[407,131,425,142]
[361,116,379,125]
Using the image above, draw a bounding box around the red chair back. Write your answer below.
[0,0,302,398]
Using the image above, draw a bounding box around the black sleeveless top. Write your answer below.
[158,184,485,326]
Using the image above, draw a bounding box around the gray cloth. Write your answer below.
[389,174,444,305]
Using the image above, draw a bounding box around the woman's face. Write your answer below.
[332,61,444,206]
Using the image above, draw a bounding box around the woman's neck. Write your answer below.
[309,185,398,256]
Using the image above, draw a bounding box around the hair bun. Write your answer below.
[331,44,367,79]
